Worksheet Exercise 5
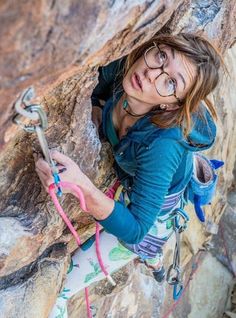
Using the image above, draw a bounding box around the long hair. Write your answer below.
[123,33,225,137]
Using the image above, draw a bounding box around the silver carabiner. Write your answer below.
[13,86,48,132]
[35,126,62,196]
[173,208,189,233]
[35,126,54,167]
[166,264,182,285]
[14,87,39,121]
[13,88,62,197]
[13,104,48,133]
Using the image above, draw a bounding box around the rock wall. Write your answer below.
[0,1,235,317]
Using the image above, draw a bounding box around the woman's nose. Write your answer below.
[144,67,163,83]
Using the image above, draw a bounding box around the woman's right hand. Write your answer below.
[92,106,102,131]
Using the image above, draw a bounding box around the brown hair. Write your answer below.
[123,33,225,137]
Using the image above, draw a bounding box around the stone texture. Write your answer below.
[0,0,185,148]
[223,282,236,318]
[0,243,69,318]
[211,193,236,277]
[160,252,233,318]
[0,0,236,317]
[188,253,232,318]
[68,262,164,318]
[64,252,234,318]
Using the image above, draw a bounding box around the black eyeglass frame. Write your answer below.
[144,42,182,106]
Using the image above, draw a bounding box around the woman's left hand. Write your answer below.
[34,150,89,193]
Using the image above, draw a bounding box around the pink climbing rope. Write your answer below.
[49,182,87,246]
[48,181,114,317]
[93,180,119,285]
[95,223,107,274]
[95,222,116,286]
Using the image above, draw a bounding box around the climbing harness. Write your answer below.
[116,186,190,301]
[13,87,116,318]
[165,208,189,301]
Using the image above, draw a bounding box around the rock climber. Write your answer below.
[34,32,223,317]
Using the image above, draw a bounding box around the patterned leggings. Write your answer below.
[49,185,183,318]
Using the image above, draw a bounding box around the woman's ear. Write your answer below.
[152,103,181,112]
[162,103,180,111]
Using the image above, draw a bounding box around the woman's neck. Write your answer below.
[112,96,135,134]
[123,94,154,117]
[116,95,142,124]
[112,94,152,138]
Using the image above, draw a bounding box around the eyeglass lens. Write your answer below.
[145,47,176,97]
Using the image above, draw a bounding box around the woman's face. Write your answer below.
[123,44,197,107]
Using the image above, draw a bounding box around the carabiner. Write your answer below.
[175,208,189,221]
[52,171,63,197]
[173,282,184,300]
[174,208,189,232]
[35,126,62,197]
[166,264,182,286]
[13,87,62,197]
[13,104,48,133]
[14,87,39,121]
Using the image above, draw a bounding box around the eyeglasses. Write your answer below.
[144,42,181,105]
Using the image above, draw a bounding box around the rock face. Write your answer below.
[68,262,165,318]
[64,252,233,318]
[0,0,236,317]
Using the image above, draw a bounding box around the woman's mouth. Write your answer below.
[131,73,142,91]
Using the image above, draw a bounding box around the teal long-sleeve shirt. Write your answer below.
[92,58,216,244]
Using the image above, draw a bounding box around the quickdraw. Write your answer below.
[13,87,115,318]
[13,87,62,196]
[166,207,189,301]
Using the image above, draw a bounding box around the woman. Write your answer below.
[35,33,222,316]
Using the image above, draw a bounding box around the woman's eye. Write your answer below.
[159,51,167,63]
[171,78,177,88]
[166,78,176,92]
[155,50,167,65]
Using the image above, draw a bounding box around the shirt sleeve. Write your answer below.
[98,138,186,244]
[91,58,125,107]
